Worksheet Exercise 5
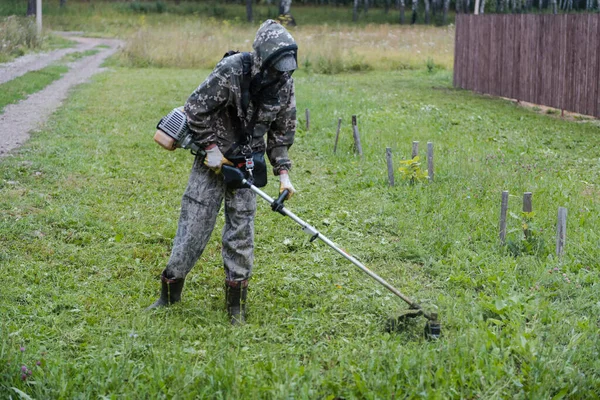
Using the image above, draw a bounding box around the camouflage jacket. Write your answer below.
[184,20,297,175]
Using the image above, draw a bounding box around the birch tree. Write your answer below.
[424,0,430,23]
[353,0,359,22]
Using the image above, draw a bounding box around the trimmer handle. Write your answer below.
[271,190,290,215]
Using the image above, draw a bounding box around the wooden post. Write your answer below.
[556,207,567,257]
[523,192,533,240]
[386,147,394,186]
[523,192,532,212]
[427,141,434,181]
[333,118,342,153]
[36,0,42,34]
[499,191,509,245]
[412,141,419,159]
[351,115,363,156]
[305,109,310,131]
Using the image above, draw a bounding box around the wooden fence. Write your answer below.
[454,14,600,118]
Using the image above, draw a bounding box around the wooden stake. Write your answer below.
[523,192,533,239]
[499,191,509,245]
[412,141,419,159]
[386,147,394,186]
[427,142,434,181]
[523,192,532,212]
[333,118,342,154]
[556,207,567,257]
[351,115,363,156]
[305,109,310,131]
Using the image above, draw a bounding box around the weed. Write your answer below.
[426,57,435,73]
[506,211,548,257]
[60,49,100,63]
[0,16,42,62]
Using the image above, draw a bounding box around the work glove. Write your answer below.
[279,171,295,200]
[203,144,232,173]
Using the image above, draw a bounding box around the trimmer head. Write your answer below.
[423,313,441,340]
[386,310,441,340]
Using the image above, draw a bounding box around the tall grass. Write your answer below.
[0,16,42,62]
[0,1,454,73]
[120,21,454,73]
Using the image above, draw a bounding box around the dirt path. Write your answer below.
[0,33,123,159]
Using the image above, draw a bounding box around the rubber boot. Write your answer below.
[225,280,248,325]
[146,273,185,310]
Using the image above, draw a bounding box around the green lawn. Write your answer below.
[1,66,598,398]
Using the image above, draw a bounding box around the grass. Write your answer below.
[0,16,42,62]
[120,21,454,72]
[0,65,68,112]
[2,1,455,73]
[0,63,599,397]
[0,16,76,63]
[59,48,100,63]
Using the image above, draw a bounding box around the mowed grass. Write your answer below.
[1,64,599,398]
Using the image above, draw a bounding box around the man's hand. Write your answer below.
[203,144,232,173]
[279,170,295,200]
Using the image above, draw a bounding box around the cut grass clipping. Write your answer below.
[0,65,68,112]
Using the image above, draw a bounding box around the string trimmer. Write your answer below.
[222,165,441,339]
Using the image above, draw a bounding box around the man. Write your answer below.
[147,20,298,325]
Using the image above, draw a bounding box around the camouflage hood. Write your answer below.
[252,19,298,72]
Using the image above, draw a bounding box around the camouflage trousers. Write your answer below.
[163,156,256,283]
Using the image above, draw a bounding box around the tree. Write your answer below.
[27,0,36,16]
[353,0,359,22]
[246,0,252,22]
[424,0,430,23]
[399,0,406,24]
[411,0,418,24]
[443,0,449,23]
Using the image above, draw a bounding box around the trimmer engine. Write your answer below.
[154,107,201,153]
